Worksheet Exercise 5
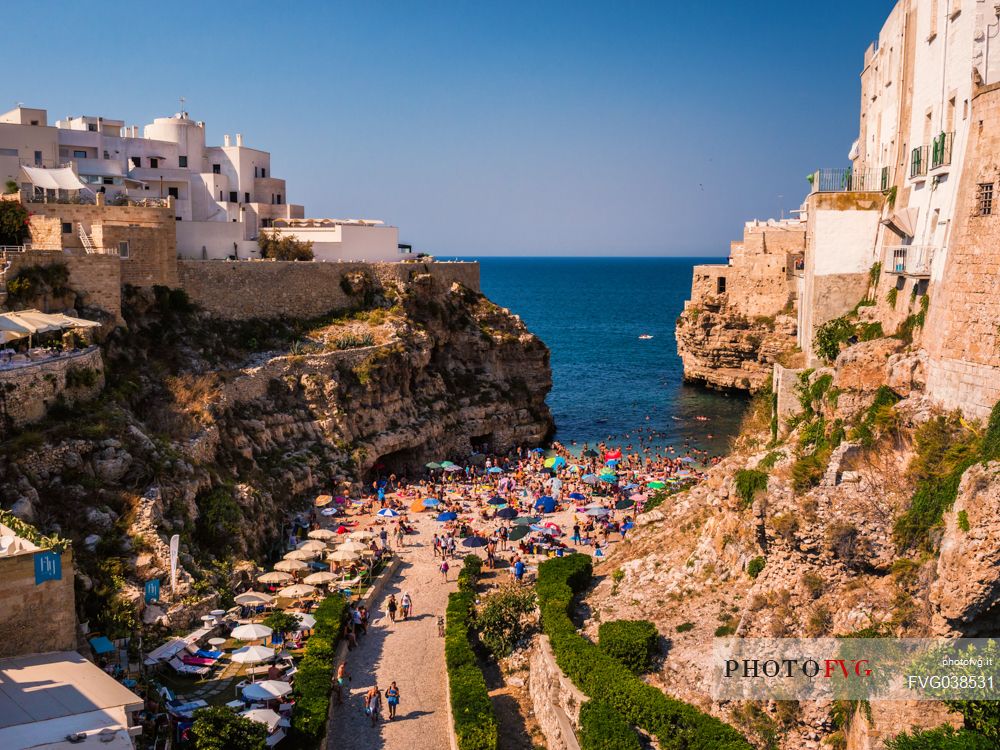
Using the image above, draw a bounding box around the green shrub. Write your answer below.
[536,554,751,750]
[814,316,854,362]
[886,287,899,307]
[65,366,98,389]
[335,333,376,350]
[288,595,348,745]
[598,620,659,674]
[578,700,643,750]
[0,199,29,246]
[714,624,737,637]
[747,556,766,579]
[474,584,536,659]
[446,557,498,750]
[258,230,314,261]
[192,706,267,750]
[958,510,971,533]
[859,322,884,341]
[733,469,768,509]
[676,622,695,633]
[757,450,783,471]
[886,725,994,750]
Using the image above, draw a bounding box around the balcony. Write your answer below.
[884,244,938,277]
[931,131,954,170]
[910,146,929,178]
[809,167,889,193]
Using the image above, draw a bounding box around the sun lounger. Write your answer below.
[195,649,223,659]
[182,656,217,667]
[169,656,209,676]
[266,729,286,747]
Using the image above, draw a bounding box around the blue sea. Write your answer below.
[459,257,749,455]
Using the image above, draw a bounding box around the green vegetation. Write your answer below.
[258,230,314,261]
[894,401,1000,551]
[195,486,242,551]
[676,622,695,633]
[886,726,994,750]
[536,554,751,749]
[958,510,971,533]
[262,610,302,637]
[0,509,70,552]
[598,619,659,674]
[4,179,19,194]
[886,287,899,307]
[65,366,98,389]
[578,700,643,750]
[895,294,930,344]
[0,199,29,245]
[734,469,768,509]
[289,595,349,745]
[757,450,783,471]
[191,706,267,750]
[747,556,766,579]
[814,316,855,362]
[474,584,536,659]
[446,556,499,750]
[849,385,901,447]
[334,333,376,349]
[5,263,71,306]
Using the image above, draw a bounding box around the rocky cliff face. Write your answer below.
[0,271,552,633]
[675,297,797,392]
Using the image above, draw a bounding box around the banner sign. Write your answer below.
[34,550,62,584]
[169,534,180,591]
[144,578,161,603]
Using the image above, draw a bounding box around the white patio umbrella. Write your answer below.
[348,530,376,541]
[296,540,327,552]
[230,644,275,664]
[231,623,273,642]
[314,494,333,507]
[257,571,293,585]
[307,529,337,541]
[242,680,293,701]
[338,540,369,553]
[294,613,317,630]
[303,571,337,585]
[234,591,273,606]
[328,548,361,563]
[284,549,318,561]
[277,583,317,598]
[273,559,308,573]
[240,707,282,732]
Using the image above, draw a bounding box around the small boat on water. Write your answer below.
[638,334,653,340]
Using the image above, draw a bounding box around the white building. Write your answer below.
[269,218,414,262]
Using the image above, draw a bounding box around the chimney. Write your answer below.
[236,133,243,147]
[224,134,231,147]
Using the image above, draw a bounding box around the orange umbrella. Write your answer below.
[410,500,426,513]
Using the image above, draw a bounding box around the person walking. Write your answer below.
[365,683,382,727]
[385,682,401,720]
[401,591,412,620]
[333,663,351,705]
[387,594,398,623]
[440,559,450,581]
[395,524,405,549]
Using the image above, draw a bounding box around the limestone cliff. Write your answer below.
[675,297,797,392]
[0,270,552,633]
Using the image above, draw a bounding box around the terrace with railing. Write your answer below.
[809,167,891,193]
[884,244,938,277]
[910,132,954,178]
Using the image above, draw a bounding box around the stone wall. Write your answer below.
[528,635,585,750]
[773,364,803,428]
[177,259,480,320]
[0,546,77,658]
[4,251,121,319]
[923,82,1000,419]
[0,347,105,433]
[92,223,178,287]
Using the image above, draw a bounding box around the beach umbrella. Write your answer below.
[297,540,327,552]
[582,449,598,458]
[257,571,293,585]
[530,524,558,536]
[514,516,540,525]
[496,507,518,520]
[488,467,503,473]
[241,707,282,731]
[423,498,441,507]
[440,460,456,467]
[543,457,556,468]
[231,645,275,664]
[605,449,622,460]
[444,465,463,472]
[586,508,611,517]
[320,507,340,516]
[294,613,317,630]
[487,496,506,506]
[647,481,666,489]
[534,496,556,513]
[234,590,273,606]
[339,540,369,553]
[529,447,545,454]
[543,522,562,536]
[605,459,619,467]
[308,529,337,541]
[274,559,308,573]
[425,462,441,470]
[231,623,273,642]
[347,528,375,540]
[508,525,530,542]
[622,483,638,491]
[581,474,598,485]
[552,456,567,469]
[615,499,635,510]
[462,536,488,548]
[410,500,426,513]
[630,493,648,502]
[278,583,318,598]
[303,571,337,585]
[284,549,318,561]
[568,492,587,501]
[328,548,361,563]
[376,508,400,518]
[314,494,333,508]
[599,473,617,483]
[583,502,606,510]
[436,511,457,522]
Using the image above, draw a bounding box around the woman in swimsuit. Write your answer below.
[385,681,400,719]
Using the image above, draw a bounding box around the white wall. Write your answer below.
[176,221,259,260]
[812,210,882,276]
[270,224,408,262]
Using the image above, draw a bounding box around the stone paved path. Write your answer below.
[326,514,456,750]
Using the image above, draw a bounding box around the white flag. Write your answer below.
[169,534,180,592]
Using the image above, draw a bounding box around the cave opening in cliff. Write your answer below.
[470,432,494,454]
[369,446,425,480]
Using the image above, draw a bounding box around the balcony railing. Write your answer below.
[931,131,954,169]
[884,244,938,276]
[910,146,929,178]
[809,167,889,193]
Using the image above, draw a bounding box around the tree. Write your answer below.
[191,707,267,750]
[263,610,301,637]
[4,180,19,194]
[0,200,29,246]
[258,230,313,261]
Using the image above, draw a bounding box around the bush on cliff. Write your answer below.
[258,230,314,261]
[191,706,267,750]
[886,725,994,750]
[598,619,659,674]
[0,199,29,246]
[474,584,536,659]
[578,700,643,750]
[536,554,752,750]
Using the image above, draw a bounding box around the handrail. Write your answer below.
[884,244,938,276]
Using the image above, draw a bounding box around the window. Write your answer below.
[34,150,42,166]
[176,216,182,221]
[244,192,250,203]
[178,155,187,168]
[261,218,272,228]
[716,276,727,294]
[261,168,266,178]
[118,241,130,259]
[977,183,994,216]
[0,148,17,157]
[254,167,258,178]
[87,123,97,132]
[168,186,179,199]
[103,150,110,159]
[29,120,38,126]
[149,158,159,168]
[73,150,87,159]
[102,177,113,185]
[61,222,72,234]
[131,156,141,168]
[229,191,238,203]
[212,164,221,174]
[276,194,282,205]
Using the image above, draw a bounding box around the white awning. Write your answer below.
[848,139,860,161]
[20,165,88,191]
[0,310,101,336]
[881,207,919,238]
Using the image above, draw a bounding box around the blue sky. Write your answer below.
[8,1,895,256]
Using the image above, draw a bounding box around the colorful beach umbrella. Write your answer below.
[440,460,456,467]
[423,498,440,507]
[410,500,426,513]
[568,492,586,501]
[615,499,635,510]
[508,526,530,541]
[581,474,598,485]
[647,481,666,489]
[488,496,506,506]
[488,467,503,473]
[462,536,488,548]
[376,508,400,518]
[543,457,556,468]
[586,508,611,517]
[534,496,556,513]
[436,511,458,522]
[514,516,540,525]
[425,462,441,470]
[497,507,518,519]
[552,456,567,468]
